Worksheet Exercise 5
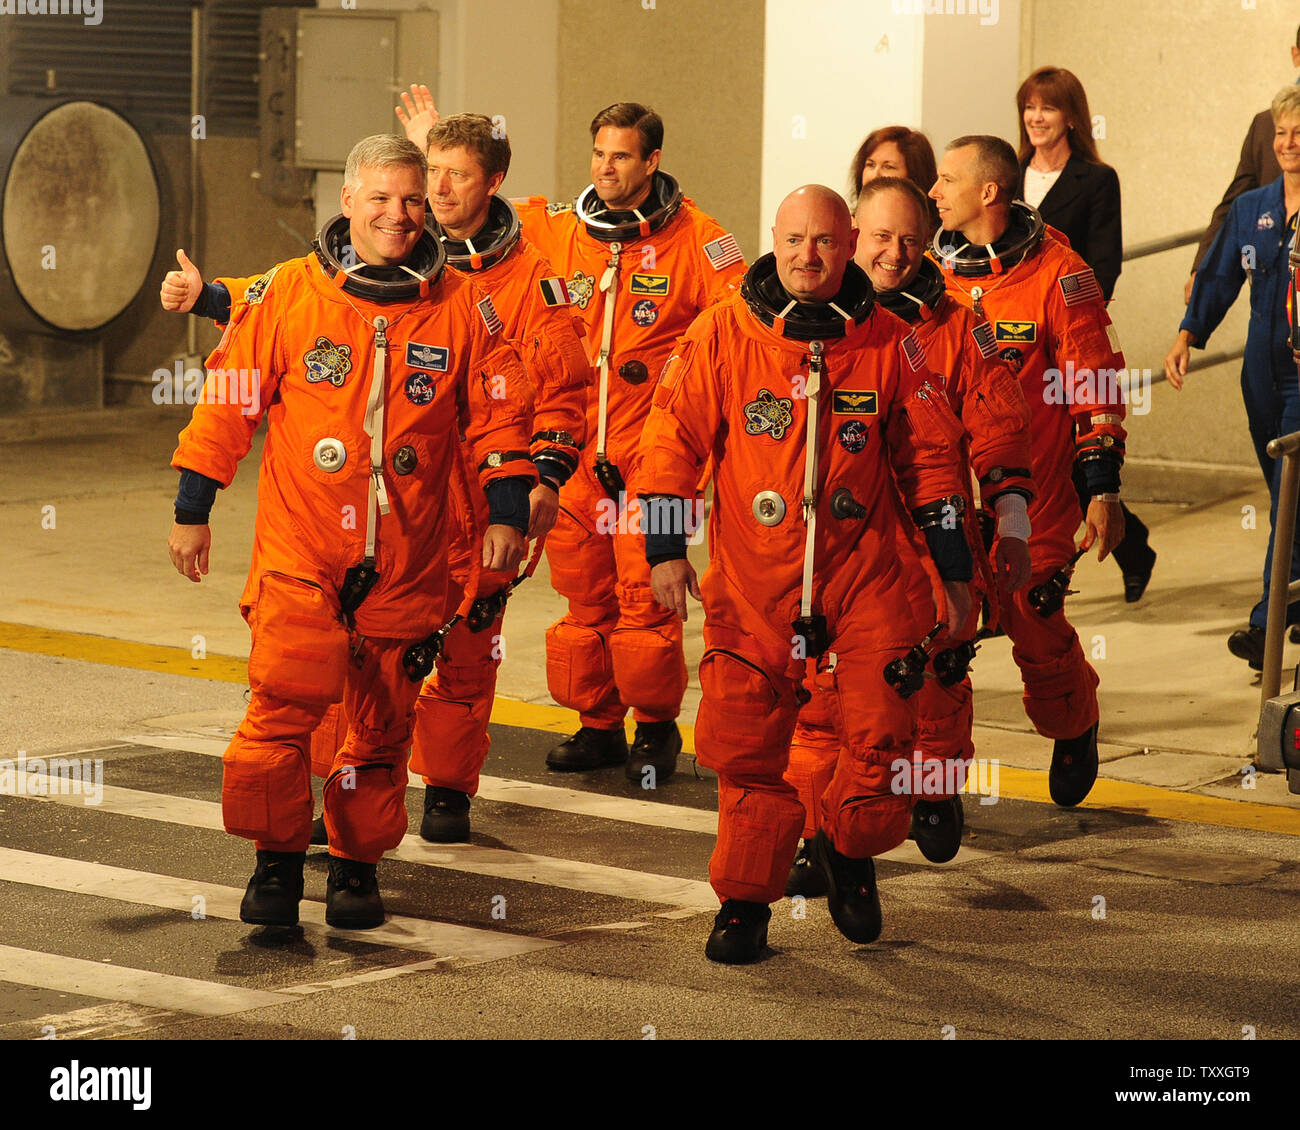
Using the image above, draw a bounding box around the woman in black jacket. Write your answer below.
[1017,65,1155,602]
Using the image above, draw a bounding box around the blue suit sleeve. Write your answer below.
[1181,200,1248,347]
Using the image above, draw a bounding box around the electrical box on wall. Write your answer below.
[294,7,439,172]
[255,6,438,195]
[255,8,315,205]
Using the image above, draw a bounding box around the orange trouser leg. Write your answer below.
[545,473,624,728]
[320,636,422,864]
[1002,566,1100,739]
[408,606,503,796]
[694,636,805,905]
[784,689,840,841]
[223,572,349,853]
[816,642,920,860]
[611,507,687,723]
[911,674,974,799]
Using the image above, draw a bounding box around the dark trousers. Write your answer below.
[1071,465,1153,576]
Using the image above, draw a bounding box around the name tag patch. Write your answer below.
[629,273,670,297]
[406,342,449,372]
[832,390,878,415]
[995,320,1037,343]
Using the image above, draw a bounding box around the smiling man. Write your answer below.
[513,103,746,782]
[930,135,1127,808]
[166,135,538,932]
[783,177,1035,887]
[638,184,972,963]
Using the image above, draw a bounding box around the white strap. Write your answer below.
[595,242,622,460]
[362,316,391,560]
[799,341,824,620]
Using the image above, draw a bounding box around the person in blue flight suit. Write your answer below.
[1165,85,1300,670]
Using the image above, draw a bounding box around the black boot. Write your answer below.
[1049,722,1099,807]
[1227,626,1265,671]
[239,850,305,927]
[545,726,628,771]
[704,899,771,964]
[909,796,964,863]
[1122,547,1156,603]
[809,830,882,944]
[309,814,329,846]
[325,856,385,929]
[784,838,828,898]
[625,720,681,783]
[420,786,471,843]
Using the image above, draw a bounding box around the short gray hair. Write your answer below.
[1272,86,1300,125]
[343,134,427,190]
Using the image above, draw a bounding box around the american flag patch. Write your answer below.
[477,295,503,334]
[703,233,743,271]
[1058,268,1103,307]
[970,320,998,359]
[902,332,926,371]
[539,277,570,307]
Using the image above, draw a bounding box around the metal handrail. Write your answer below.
[1122,229,1202,262]
[1260,429,1300,705]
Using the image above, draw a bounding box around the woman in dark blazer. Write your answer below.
[1016,65,1155,601]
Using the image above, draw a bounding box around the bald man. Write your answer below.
[637,185,973,963]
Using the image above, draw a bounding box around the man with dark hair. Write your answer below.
[1185,27,1300,303]
[164,134,538,931]
[929,135,1127,809]
[639,185,972,962]
[513,101,746,782]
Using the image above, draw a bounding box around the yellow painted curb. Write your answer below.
[1,620,1294,836]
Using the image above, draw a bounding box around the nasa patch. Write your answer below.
[998,346,1025,375]
[632,299,659,326]
[838,419,869,454]
[405,371,436,406]
[406,342,449,372]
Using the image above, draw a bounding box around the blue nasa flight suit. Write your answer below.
[1182,176,1300,629]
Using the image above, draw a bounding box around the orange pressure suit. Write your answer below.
[636,257,971,905]
[306,199,590,799]
[783,256,1035,835]
[173,221,537,863]
[515,173,745,731]
[934,202,1127,741]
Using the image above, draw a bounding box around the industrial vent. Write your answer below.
[2,0,308,136]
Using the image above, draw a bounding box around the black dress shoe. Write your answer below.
[1122,549,1156,603]
[784,838,829,898]
[625,720,681,782]
[1049,723,1099,807]
[545,726,628,771]
[1289,625,1300,645]
[325,856,385,929]
[909,796,964,863]
[239,850,305,927]
[1227,626,1265,671]
[420,786,471,843]
[808,830,882,944]
[310,814,329,846]
[704,899,771,964]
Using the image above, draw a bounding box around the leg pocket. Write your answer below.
[248,572,349,707]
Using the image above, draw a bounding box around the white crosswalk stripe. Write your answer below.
[13,766,720,909]
[118,732,993,866]
[0,943,288,1017]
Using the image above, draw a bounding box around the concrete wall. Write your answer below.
[557,0,765,262]
[921,0,1023,149]
[1023,0,1296,472]
[760,0,922,253]
[103,135,314,398]
[312,0,561,227]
